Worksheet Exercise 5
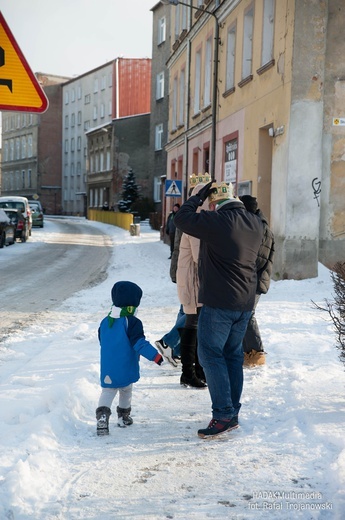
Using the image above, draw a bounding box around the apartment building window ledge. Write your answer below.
[177,123,185,130]
[156,97,164,104]
[257,60,275,76]
[171,128,178,135]
[238,75,253,88]
[223,87,236,98]
[201,103,212,113]
[179,29,188,42]
[172,40,180,51]
[192,111,201,120]
[195,8,204,20]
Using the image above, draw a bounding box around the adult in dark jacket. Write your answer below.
[166,203,180,259]
[174,181,263,438]
[240,195,275,366]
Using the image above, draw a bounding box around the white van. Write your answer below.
[0,196,32,235]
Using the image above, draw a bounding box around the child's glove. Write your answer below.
[154,353,164,365]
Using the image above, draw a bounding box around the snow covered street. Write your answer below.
[0,219,344,519]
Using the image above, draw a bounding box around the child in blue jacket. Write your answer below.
[96,281,163,435]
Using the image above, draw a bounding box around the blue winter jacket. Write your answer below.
[98,315,159,388]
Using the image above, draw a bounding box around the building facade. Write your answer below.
[63,58,151,216]
[86,113,151,210]
[164,0,345,279]
[1,73,70,213]
[149,2,172,216]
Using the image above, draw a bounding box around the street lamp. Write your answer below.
[162,0,220,179]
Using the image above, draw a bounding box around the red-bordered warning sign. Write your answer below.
[0,11,48,112]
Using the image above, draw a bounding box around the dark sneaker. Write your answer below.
[180,373,207,389]
[155,339,179,367]
[117,406,133,428]
[198,416,239,439]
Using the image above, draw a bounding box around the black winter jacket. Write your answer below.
[174,197,263,311]
[255,209,275,295]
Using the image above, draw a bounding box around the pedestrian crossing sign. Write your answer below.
[0,11,49,112]
[165,180,182,197]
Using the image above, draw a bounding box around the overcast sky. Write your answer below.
[0,0,155,78]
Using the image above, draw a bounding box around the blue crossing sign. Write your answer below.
[165,180,182,197]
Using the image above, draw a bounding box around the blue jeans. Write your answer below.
[198,306,251,420]
[163,306,186,357]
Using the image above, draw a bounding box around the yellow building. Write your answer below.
[164,0,345,280]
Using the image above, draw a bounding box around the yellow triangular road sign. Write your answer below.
[0,11,48,112]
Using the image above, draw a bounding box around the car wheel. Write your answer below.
[0,232,5,248]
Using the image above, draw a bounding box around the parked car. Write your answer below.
[0,208,16,248]
[2,208,29,242]
[0,196,32,235]
[29,200,44,228]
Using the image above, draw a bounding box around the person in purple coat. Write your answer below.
[96,281,163,435]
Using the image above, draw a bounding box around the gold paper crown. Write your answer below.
[189,172,211,187]
[208,182,234,204]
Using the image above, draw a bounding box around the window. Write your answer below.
[156,72,164,100]
[77,136,81,150]
[4,142,8,161]
[154,177,161,203]
[179,68,185,126]
[175,3,180,39]
[155,123,163,150]
[21,137,26,158]
[71,113,75,127]
[65,91,69,104]
[101,75,106,90]
[84,94,91,104]
[77,86,82,99]
[65,115,69,128]
[22,170,25,189]
[204,36,213,107]
[242,4,254,79]
[100,152,104,171]
[106,150,111,170]
[262,0,275,65]
[172,75,178,130]
[93,106,98,120]
[15,138,20,159]
[77,111,82,125]
[27,135,33,157]
[71,88,75,102]
[94,78,98,93]
[71,138,75,152]
[65,140,69,153]
[194,49,202,114]
[27,169,32,188]
[158,16,166,45]
[100,103,105,118]
[84,120,90,131]
[226,24,236,91]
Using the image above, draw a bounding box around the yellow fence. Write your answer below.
[87,209,133,231]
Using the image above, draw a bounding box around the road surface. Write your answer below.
[0,217,112,341]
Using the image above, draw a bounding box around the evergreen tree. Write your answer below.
[118,168,140,213]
